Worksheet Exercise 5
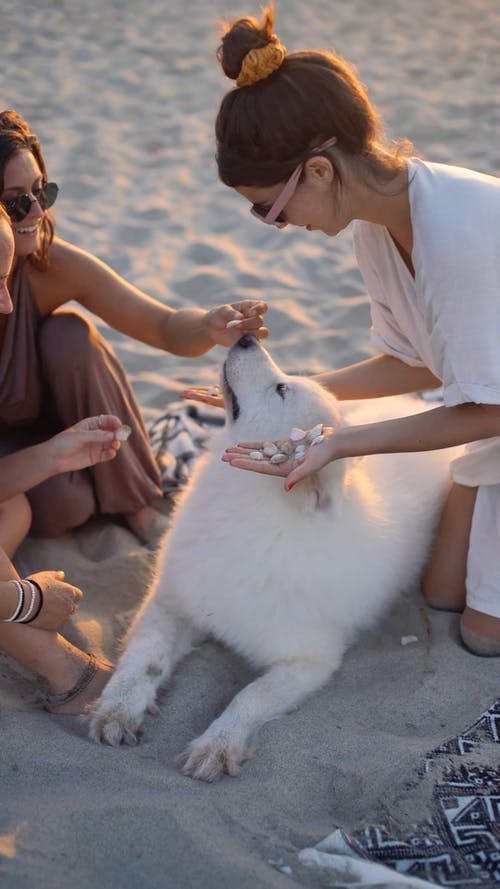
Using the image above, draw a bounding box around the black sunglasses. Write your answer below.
[2,181,59,223]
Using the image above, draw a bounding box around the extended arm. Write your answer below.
[223,402,500,489]
[313,353,441,400]
[32,239,267,357]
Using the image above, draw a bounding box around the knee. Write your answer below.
[38,311,105,372]
[28,473,95,538]
[421,568,465,613]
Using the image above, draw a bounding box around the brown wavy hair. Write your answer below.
[215,6,412,190]
[0,109,55,270]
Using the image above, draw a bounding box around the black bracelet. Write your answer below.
[22,578,44,624]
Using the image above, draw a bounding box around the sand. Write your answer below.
[0,0,499,886]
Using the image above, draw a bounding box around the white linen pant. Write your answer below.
[467,484,500,618]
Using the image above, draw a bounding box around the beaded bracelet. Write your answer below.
[3,578,44,624]
[18,580,38,623]
[4,579,25,622]
[22,578,44,624]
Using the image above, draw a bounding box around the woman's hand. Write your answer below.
[25,570,83,629]
[179,385,225,409]
[47,415,123,474]
[204,299,268,348]
[222,425,338,490]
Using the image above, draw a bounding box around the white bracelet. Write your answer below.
[18,580,38,623]
[4,579,25,622]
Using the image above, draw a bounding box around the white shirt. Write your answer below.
[353,158,500,485]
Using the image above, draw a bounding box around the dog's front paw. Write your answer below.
[88,698,142,747]
[177,732,246,782]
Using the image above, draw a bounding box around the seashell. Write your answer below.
[306,424,323,443]
[280,441,294,456]
[115,424,132,441]
[311,434,324,446]
[270,453,288,464]
[249,450,264,460]
[294,444,307,455]
[226,319,243,329]
[400,635,419,646]
[290,427,306,441]
[207,387,221,397]
[262,442,279,457]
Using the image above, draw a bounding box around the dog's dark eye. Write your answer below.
[276,383,287,399]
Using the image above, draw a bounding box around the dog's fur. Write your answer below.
[89,337,455,781]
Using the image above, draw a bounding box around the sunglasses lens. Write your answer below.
[37,181,59,210]
[251,204,267,220]
[4,194,32,223]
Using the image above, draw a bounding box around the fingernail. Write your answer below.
[286,481,296,492]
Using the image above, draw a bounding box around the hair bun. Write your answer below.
[217,6,286,86]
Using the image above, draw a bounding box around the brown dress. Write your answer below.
[0,259,162,536]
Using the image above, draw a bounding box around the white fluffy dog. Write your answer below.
[89,336,454,781]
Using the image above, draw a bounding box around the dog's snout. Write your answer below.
[237,334,256,350]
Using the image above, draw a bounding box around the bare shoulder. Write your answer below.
[29,237,114,311]
[48,237,106,277]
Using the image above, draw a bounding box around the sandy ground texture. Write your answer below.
[0,0,499,886]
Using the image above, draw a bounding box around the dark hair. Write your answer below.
[216,7,412,189]
[0,202,10,227]
[0,109,55,270]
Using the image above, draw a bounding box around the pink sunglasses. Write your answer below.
[250,136,337,228]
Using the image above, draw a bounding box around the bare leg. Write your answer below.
[89,600,196,745]
[178,657,337,782]
[0,547,112,713]
[422,483,477,611]
[122,504,169,545]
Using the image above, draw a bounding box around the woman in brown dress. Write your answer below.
[0,209,120,711]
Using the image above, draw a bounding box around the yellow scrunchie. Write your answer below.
[236,41,286,87]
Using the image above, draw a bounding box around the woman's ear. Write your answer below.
[304,155,335,187]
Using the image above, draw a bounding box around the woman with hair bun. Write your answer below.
[0,109,267,547]
[215,7,500,655]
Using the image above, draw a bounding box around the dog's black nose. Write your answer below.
[237,334,256,349]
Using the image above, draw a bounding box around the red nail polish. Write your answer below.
[286,481,295,492]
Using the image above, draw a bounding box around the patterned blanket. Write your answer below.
[148,401,225,495]
[300,698,500,888]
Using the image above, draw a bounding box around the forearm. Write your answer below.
[0,579,19,619]
[314,354,441,400]
[160,307,214,357]
[334,402,500,460]
[0,442,56,503]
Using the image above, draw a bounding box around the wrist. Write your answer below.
[164,308,211,356]
[35,438,61,477]
[1,578,42,623]
[0,580,18,620]
[329,426,351,461]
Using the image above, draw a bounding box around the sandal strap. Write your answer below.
[39,653,97,710]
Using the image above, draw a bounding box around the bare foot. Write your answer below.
[43,656,114,715]
[460,607,500,656]
[123,505,169,545]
